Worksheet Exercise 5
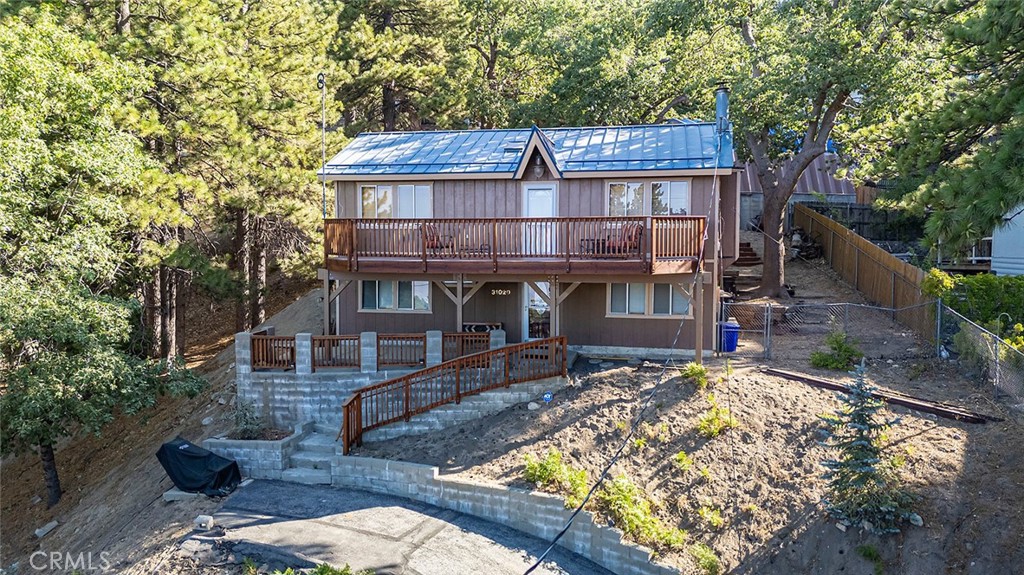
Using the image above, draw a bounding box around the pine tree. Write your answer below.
[819,361,918,534]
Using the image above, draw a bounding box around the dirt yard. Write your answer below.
[356,357,1023,575]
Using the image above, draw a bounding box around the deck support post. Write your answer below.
[322,276,330,336]
[693,277,704,365]
[456,274,464,332]
[550,280,561,337]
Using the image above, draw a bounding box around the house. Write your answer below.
[316,87,741,359]
[991,204,1024,276]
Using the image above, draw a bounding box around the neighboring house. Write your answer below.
[739,154,878,230]
[991,204,1024,276]
[316,88,740,358]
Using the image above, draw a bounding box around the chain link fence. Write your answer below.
[720,299,1024,406]
[721,301,936,363]
[938,304,1024,405]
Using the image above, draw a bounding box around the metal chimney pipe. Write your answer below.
[715,83,730,135]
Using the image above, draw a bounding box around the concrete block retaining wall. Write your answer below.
[331,457,678,575]
[203,421,313,480]
[238,369,416,429]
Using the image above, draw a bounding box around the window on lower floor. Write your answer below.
[608,283,690,317]
[360,280,430,312]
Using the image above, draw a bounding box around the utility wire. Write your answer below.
[524,122,728,574]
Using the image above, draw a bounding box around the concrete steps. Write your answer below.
[281,432,339,485]
[362,379,565,443]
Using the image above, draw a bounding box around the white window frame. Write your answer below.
[359,183,432,218]
[605,179,694,216]
[606,283,692,319]
[358,280,432,313]
[606,181,646,217]
[651,180,691,216]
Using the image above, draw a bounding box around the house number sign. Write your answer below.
[491,289,512,296]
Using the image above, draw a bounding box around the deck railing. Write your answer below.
[250,332,494,371]
[442,332,491,361]
[312,335,361,369]
[378,333,427,367]
[251,336,297,369]
[324,216,706,272]
[339,336,567,454]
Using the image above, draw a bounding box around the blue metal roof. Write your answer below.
[320,122,733,178]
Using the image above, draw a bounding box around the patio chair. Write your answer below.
[606,222,644,256]
[422,223,453,257]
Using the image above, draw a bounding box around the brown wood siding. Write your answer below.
[463,282,522,342]
[559,281,715,349]
[720,172,740,264]
[333,279,716,350]
[334,174,733,229]
[334,281,523,342]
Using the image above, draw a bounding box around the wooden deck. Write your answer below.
[324,216,705,276]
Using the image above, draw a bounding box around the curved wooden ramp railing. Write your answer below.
[339,336,568,454]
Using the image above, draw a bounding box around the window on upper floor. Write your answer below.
[652,181,690,216]
[360,280,431,312]
[607,181,691,216]
[361,184,432,218]
[608,182,645,216]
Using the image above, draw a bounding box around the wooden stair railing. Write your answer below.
[339,336,568,454]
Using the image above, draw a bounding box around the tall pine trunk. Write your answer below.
[145,267,162,358]
[175,228,186,358]
[250,217,267,327]
[160,264,177,360]
[39,444,62,508]
[234,208,252,333]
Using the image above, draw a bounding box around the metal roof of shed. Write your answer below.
[319,122,733,179]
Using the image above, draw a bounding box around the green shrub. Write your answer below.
[522,448,588,508]
[231,402,266,440]
[696,394,738,438]
[679,362,709,388]
[930,271,1024,326]
[597,476,687,550]
[810,331,864,370]
[673,451,693,473]
[272,565,374,575]
[856,545,884,575]
[697,505,724,529]
[820,363,917,534]
[688,543,721,575]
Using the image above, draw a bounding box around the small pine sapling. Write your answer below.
[819,361,919,534]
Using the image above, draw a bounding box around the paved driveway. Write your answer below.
[213,480,613,575]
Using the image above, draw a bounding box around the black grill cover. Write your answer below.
[157,437,241,497]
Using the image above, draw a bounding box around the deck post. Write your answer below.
[489,329,506,349]
[693,277,704,365]
[456,274,464,332]
[322,276,330,336]
[295,333,313,375]
[360,331,377,373]
[235,331,252,379]
[550,280,561,337]
[426,330,443,366]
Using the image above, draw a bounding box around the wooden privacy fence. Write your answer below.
[339,336,567,454]
[793,203,934,341]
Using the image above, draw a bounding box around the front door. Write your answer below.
[522,183,556,339]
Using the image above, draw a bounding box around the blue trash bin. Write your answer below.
[720,318,741,352]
